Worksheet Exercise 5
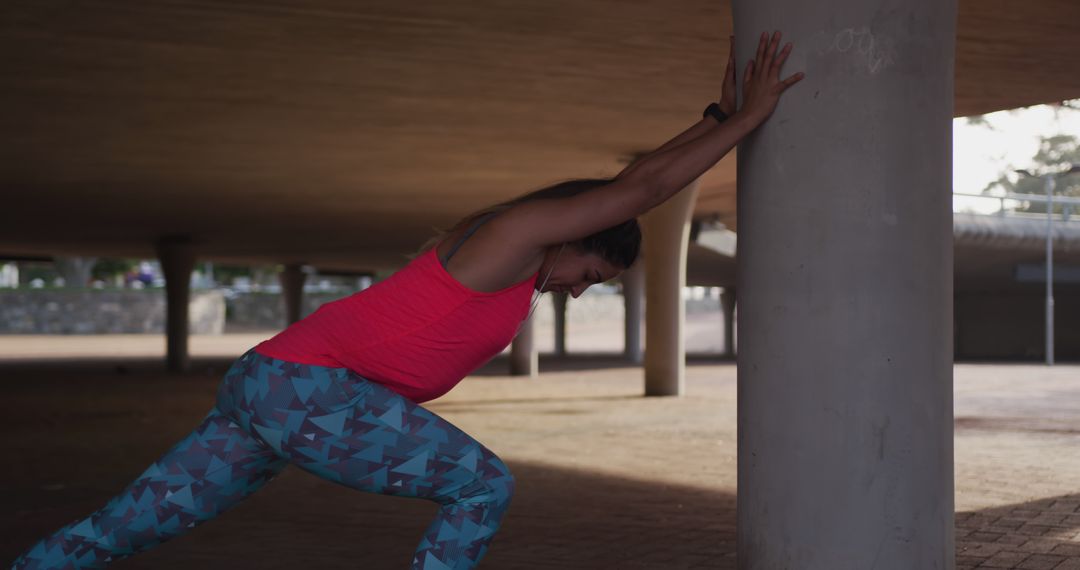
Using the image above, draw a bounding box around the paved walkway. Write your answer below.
[1,336,1079,568]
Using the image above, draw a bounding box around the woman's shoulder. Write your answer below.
[433,216,542,293]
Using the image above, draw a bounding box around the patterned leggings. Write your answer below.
[12,350,515,570]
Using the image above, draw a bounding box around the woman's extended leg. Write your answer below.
[227,356,515,570]
[11,408,287,569]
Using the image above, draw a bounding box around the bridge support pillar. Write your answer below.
[156,237,196,373]
[732,3,956,568]
[510,313,537,377]
[641,180,699,396]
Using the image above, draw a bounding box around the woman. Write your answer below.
[13,31,801,570]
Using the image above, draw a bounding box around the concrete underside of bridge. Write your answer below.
[2,0,1079,271]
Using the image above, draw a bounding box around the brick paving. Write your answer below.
[952,364,1080,569]
[1,336,1079,568]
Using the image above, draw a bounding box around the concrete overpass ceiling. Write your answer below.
[955,0,1080,115]
[2,0,1078,270]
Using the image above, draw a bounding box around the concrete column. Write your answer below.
[622,259,644,364]
[720,287,737,358]
[732,4,956,569]
[510,313,537,377]
[552,292,568,356]
[279,263,307,326]
[640,180,699,396]
[155,237,196,373]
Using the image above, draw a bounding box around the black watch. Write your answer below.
[703,102,728,123]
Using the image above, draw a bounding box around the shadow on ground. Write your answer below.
[6,357,1079,569]
[956,494,1080,568]
[1,357,733,569]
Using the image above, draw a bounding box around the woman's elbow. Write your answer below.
[616,171,665,214]
[630,167,669,207]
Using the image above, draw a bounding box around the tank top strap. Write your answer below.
[440,211,500,267]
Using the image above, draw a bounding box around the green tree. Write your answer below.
[92,259,137,282]
[982,134,1080,215]
[213,265,254,284]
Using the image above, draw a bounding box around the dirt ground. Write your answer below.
[2,334,1079,569]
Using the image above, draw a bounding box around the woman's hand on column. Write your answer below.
[739,30,804,124]
[719,35,738,116]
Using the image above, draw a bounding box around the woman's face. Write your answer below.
[536,244,623,298]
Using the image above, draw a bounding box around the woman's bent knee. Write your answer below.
[455,453,514,514]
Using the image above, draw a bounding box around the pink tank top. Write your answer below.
[254,245,539,403]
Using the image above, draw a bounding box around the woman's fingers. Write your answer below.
[754,31,767,71]
[764,31,781,76]
[745,30,804,100]
[752,30,784,83]
[772,42,793,78]
[779,71,805,91]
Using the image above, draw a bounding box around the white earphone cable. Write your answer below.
[516,243,565,336]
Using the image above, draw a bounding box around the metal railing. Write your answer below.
[952,191,1080,222]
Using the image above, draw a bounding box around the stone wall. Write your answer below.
[228,289,719,331]
[0,287,722,335]
[0,290,225,334]
[226,291,353,330]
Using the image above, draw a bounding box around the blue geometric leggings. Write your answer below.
[12,349,515,569]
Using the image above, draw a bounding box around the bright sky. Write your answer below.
[952,99,1080,213]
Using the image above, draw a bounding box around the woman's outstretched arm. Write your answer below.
[497,30,804,249]
[624,31,802,198]
[616,35,740,181]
